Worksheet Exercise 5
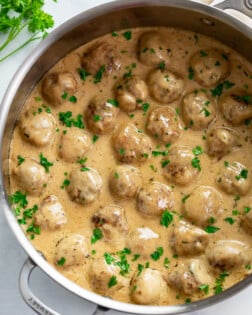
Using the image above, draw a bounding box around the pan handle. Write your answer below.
[19,257,110,315]
[214,0,252,19]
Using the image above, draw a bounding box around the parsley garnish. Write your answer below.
[108,275,117,288]
[150,247,164,261]
[91,228,103,244]
[17,155,25,165]
[39,153,53,173]
[78,68,90,81]
[181,194,190,203]
[204,225,220,233]
[94,65,106,84]
[211,80,235,97]
[160,210,173,228]
[57,257,66,266]
[191,157,201,171]
[123,31,132,40]
[235,169,248,180]
[192,145,203,156]
[93,135,99,143]
[188,67,194,80]
[224,217,235,225]
[199,284,209,294]
[59,111,85,129]
[214,271,229,294]
[107,99,119,107]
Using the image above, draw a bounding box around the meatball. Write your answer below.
[163,146,200,185]
[112,123,152,164]
[54,234,88,267]
[148,69,184,103]
[130,268,167,305]
[58,128,92,162]
[170,220,209,256]
[207,127,239,157]
[115,75,148,112]
[35,195,67,230]
[167,259,211,295]
[19,107,56,147]
[182,186,223,227]
[85,95,119,134]
[146,106,183,144]
[138,31,167,66]
[41,72,77,106]
[207,240,249,271]
[81,42,121,76]
[219,92,252,125]
[15,158,49,196]
[92,204,129,247]
[126,227,159,259]
[181,90,217,130]
[189,48,230,87]
[109,165,142,198]
[88,257,128,295]
[137,181,174,216]
[66,167,102,204]
[216,161,250,195]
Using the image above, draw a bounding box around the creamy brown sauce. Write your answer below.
[9,27,252,306]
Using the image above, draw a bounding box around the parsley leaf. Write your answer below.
[91,228,103,244]
[160,210,173,227]
[150,247,164,261]
[39,153,53,173]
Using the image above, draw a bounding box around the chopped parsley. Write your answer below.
[94,65,106,84]
[214,271,229,294]
[224,217,235,225]
[161,159,170,168]
[59,111,85,129]
[211,80,235,97]
[164,257,170,268]
[123,30,132,40]
[152,150,168,157]
[150,247,164,261]
[60,179,70,189]
[191,157,201,171]
[204,225,220,233]
[181,194,191,203]
[192,145,203,156]
[104,252,116,265]
[80,167,90,172]
[119,148,125,155]
[91,228,103,244]
[235,169,248,180]
[199,284,209,295]
[160,210,173,228]
[108,275,117,288]
[142,102,150,113]
[9,191,28,209]
[78,68,90,81]
[39,153,53,173]
[244,206,251,213]
[57,257,66,266]
[188,66,194,80]
[107,99,119,107]
[93,115,101,122]
[92,135,99,143]
[17,155,25,165]
[159,61,166,70]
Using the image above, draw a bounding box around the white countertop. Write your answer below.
[0,1,252,314]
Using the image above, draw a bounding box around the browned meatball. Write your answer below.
[58,128,92,162]
[138,31,167,66]
[35,195,67,230]
[112,123,152,164]
[41,72,77,106]
[207,127,239,157]
[85,95,119,134]
[216,161,250,196]
[182,186,223,228]
[115,75,148,112]
[146,106,183,144]
[19,107,56,147]
[130,268,167,305]
[167,259,211,295]
[15,158,49,196]
[109,165,142,198]
[181,90,217,130]
[92,204,129,247]
[219,92,252,125]
[189,48,230,87]
[170,221,209,256]
[126,227,159,259]
[137,181,174,216]
[54,234,89,267]
[66,167,102,204]
[163,146,200,185]
[81,42,121,76]
[88,257,128,296]
[148,69,184,103]
[207,240,250,271]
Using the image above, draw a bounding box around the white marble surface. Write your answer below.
[0,1,252,314]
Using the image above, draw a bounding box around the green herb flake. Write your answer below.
[93,115,101,122]
[200,50,208,57]
[160,210,173,228]
[137,264,144,276]
[57,257,66,266]
[188,67,194,80]
[39,153,53,173]
[107,99,119,107]
[182,194,191,203]
[191,157,201,171]
[78,68,91,81]
[161,159,170,168]
[192,145,203,156]
[164,257,170,268]
[123,31,132,40]
[60,179,70,189]
[224,217,235,225]
[111,31,118,37]
[93,135,99,143]
[204,225,220,233]
[142,102,150,113]
[69,95,77,103]
[119,148,125,155]
[108,275,117,288]
[159,61,165,70]
[214,271,229,294]
[61,91,68,99]
[104,252,115,265]
[91,228,103,244]
[17,155,25,165]
[199,284,209,295]
[80,167,90,172]
[94,65,106,84]
[211,80,235,97]
[235,169,248,180]
[244,206,251,214]
[132,254,140,261]
[150,247,164,261]
[59,111,85,129]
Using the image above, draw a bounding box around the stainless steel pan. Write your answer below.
[1,1,252,314]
